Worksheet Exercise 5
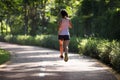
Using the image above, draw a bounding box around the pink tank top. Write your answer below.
[59,18,70,35]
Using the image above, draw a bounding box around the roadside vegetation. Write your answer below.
[1,35,120,72]
[0,48,10,65]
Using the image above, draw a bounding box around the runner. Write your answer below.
[58,9,73,62]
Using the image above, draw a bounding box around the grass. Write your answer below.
[0,49,10,65]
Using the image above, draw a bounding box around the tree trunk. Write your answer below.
[24,2,28,35]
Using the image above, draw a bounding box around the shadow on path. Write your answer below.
[0,42,117,80]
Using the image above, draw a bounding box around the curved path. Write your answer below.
[0,42,117,80]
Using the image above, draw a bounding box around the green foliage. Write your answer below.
[10,15,24,35]
[4,35,12,42]
[16,35,35,45]
[78,37,120,72]
[97,39,112,64]
[93,9,120,39]
[106,10,120,39]
[4,35,59,50]
[110,41,120,72]
[4,35,80,53]
[4,35,16,43]
[80,0,95,15]
[71,16,84,36]
[45,22,58,35]
[35,35,59,49]
[0,36,5,42]
[42,35,59,49]
[0,0,120,40]
[69,36,80,52]
[0,49,10,64]
[0,0,83,36]
[76,0,120,40]
[78,38,87,54]
[78,37,99,58]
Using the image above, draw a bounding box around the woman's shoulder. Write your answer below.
[60,17,70,22]
[64,17,70,20]
[65,18,71,22]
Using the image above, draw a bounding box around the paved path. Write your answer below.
[0,42,117,80]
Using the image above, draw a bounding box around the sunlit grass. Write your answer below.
[0,49,10,64]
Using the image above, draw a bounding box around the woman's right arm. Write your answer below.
[58,20,62,34]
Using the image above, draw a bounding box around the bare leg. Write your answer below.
[63,41,65,52]
[59,40,64,56]
[64,40,70,53]
[64,40,69,62]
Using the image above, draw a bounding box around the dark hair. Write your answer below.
[60,9,68,18]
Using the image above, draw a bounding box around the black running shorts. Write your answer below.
[58,35,70,40]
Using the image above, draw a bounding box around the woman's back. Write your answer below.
[59,18,70,35]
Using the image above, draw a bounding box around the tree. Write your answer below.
[76,0,120,39]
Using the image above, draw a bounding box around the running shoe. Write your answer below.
[60,55,63,59]
[64,53,68,62]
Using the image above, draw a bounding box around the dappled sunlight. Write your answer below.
[17,50,55,54]
[5,73,29,78]
[38,58,109,72]
[37,73,60,77]
[0,44,19,49]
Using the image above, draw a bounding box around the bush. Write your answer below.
[34,35,47,46]
[38,35,59,50]
[78,38,88,55]
[69,36,80,52]
[110,41,120,72]
[97,40,112,64]
[16,35,35,45]
[0,36,5,42]
[3,35,80,53]
[78,37,99,58]
[4,35,59,50]
[4,35,15,43]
